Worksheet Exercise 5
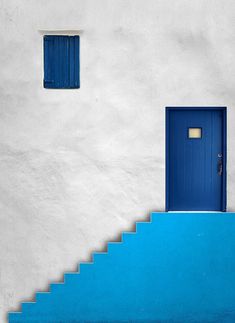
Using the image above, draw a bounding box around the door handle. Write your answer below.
[218,158,223,176]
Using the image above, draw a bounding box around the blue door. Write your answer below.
[166,107,226,211]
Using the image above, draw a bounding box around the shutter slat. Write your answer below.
[74,36,80,88]
[64,36,69,88]
[61,36,65,88]
[44,36,55,88]
[69,37,75,88]
[54,36,59,88]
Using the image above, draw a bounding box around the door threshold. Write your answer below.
[168,211,223,213]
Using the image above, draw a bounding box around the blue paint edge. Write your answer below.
[165,106,227,212]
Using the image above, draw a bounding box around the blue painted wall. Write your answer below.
[9,213,235,322]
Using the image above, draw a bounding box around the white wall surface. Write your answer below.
[0,0,235,321]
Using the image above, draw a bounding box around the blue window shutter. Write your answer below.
[44,35,80,89]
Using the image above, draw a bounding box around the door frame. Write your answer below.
[165,107,227,212]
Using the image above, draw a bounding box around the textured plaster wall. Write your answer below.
[0,0,235,321]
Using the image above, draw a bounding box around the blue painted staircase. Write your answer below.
[9,212,235,322]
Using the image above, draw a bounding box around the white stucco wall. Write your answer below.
[0,0,235,321]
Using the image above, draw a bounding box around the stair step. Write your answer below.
[8,312,22,323]
[35,292,50,303]
[21,302,36,312]
[50,282,64,293]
